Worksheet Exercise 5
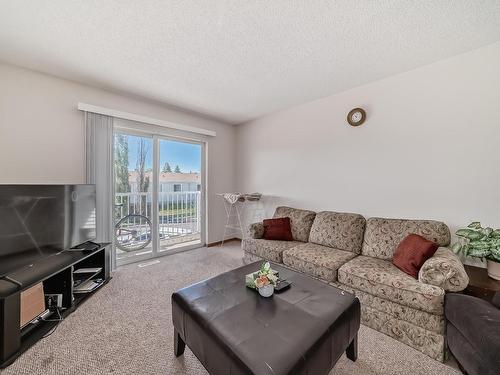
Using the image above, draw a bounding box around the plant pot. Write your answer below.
[258,284,274,297]
[487,259,500,280]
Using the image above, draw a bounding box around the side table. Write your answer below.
[463,264,500,302]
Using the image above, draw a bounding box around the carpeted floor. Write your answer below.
[1,243,461,375]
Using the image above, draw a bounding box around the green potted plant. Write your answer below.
[452,222,500,280]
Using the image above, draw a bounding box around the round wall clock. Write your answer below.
[347,108,366,126]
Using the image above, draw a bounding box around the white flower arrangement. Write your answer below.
[245,262,278,289]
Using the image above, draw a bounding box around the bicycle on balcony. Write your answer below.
[114,204,152,252]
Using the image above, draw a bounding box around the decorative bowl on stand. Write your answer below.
[245,261,279,297]
[487,259,500,280]
[258,284,274,297]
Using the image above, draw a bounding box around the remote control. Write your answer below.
[275,280,291,293]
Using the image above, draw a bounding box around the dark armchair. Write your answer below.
[445,292,500,375]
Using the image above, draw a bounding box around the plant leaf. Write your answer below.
[468,222,482,229]
[451,242,462,254]
[456,229,484,240]
[481,227,493,237]
[260,262,266,273]
[487,247,500,262]
[456,229,474,237]
[469,241,491,250]
[491,229,500,238]
[461,244,470,255]
[468,248,490,258]
[261,261,270,274]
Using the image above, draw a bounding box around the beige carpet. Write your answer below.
[1,243,460,375]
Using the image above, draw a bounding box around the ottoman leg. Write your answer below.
[174,329,185,357]
[346,334,358,362]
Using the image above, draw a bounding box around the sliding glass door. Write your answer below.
[113,130,204,266]
[158,138,202,253]
[114,133,154,263]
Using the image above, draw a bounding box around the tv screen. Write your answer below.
[0,184,96,276]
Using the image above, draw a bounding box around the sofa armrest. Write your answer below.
[418,247,469,292]
[247,222,264,239]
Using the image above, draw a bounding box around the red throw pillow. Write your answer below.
[263,217,293,241]
[393,234,439,278]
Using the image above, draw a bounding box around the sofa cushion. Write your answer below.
[362,217,450,260]
[263,217,293,241]
[338,255,445,314]
[241,238,302,263]
[273,206,316,242]
[393,234,439,278]
[282,243,356,282]
[445,293,500,373]
[308,211,366,254]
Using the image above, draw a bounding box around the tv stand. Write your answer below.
[0,243,111,368]
[70,241,101,252]
[0,275,23,288]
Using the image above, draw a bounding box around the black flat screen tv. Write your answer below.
[0,184,97,277]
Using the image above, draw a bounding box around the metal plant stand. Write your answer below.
[217,193,262,246]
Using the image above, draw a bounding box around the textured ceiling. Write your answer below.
[1,1,500,124]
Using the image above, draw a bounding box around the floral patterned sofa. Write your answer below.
[242,206,469,362]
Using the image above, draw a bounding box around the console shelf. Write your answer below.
[73,268,102,288]
[0,243,111,368]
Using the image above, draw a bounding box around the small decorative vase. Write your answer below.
[487,259,500,280]
[258,284,274,297]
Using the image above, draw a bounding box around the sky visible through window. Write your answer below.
[125,135,201,173]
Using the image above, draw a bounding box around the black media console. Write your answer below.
[0,243,111,368]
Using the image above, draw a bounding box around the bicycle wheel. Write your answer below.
[115,214,152,252]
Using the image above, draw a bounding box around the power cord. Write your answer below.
[40,307,64,338]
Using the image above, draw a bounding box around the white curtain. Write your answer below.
[85,112,114,260]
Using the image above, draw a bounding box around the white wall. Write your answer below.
[236,42,500,237]
[0,63,235,244]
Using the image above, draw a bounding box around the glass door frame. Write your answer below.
[113,124,207,267]
[154,134,206,257]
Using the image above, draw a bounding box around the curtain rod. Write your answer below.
[78,102,216,137]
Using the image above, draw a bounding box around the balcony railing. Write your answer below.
[115,191,201,238]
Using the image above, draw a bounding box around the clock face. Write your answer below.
[347,108,366,126]
[351,111,362,122]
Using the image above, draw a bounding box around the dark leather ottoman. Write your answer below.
[172,262,360,375]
